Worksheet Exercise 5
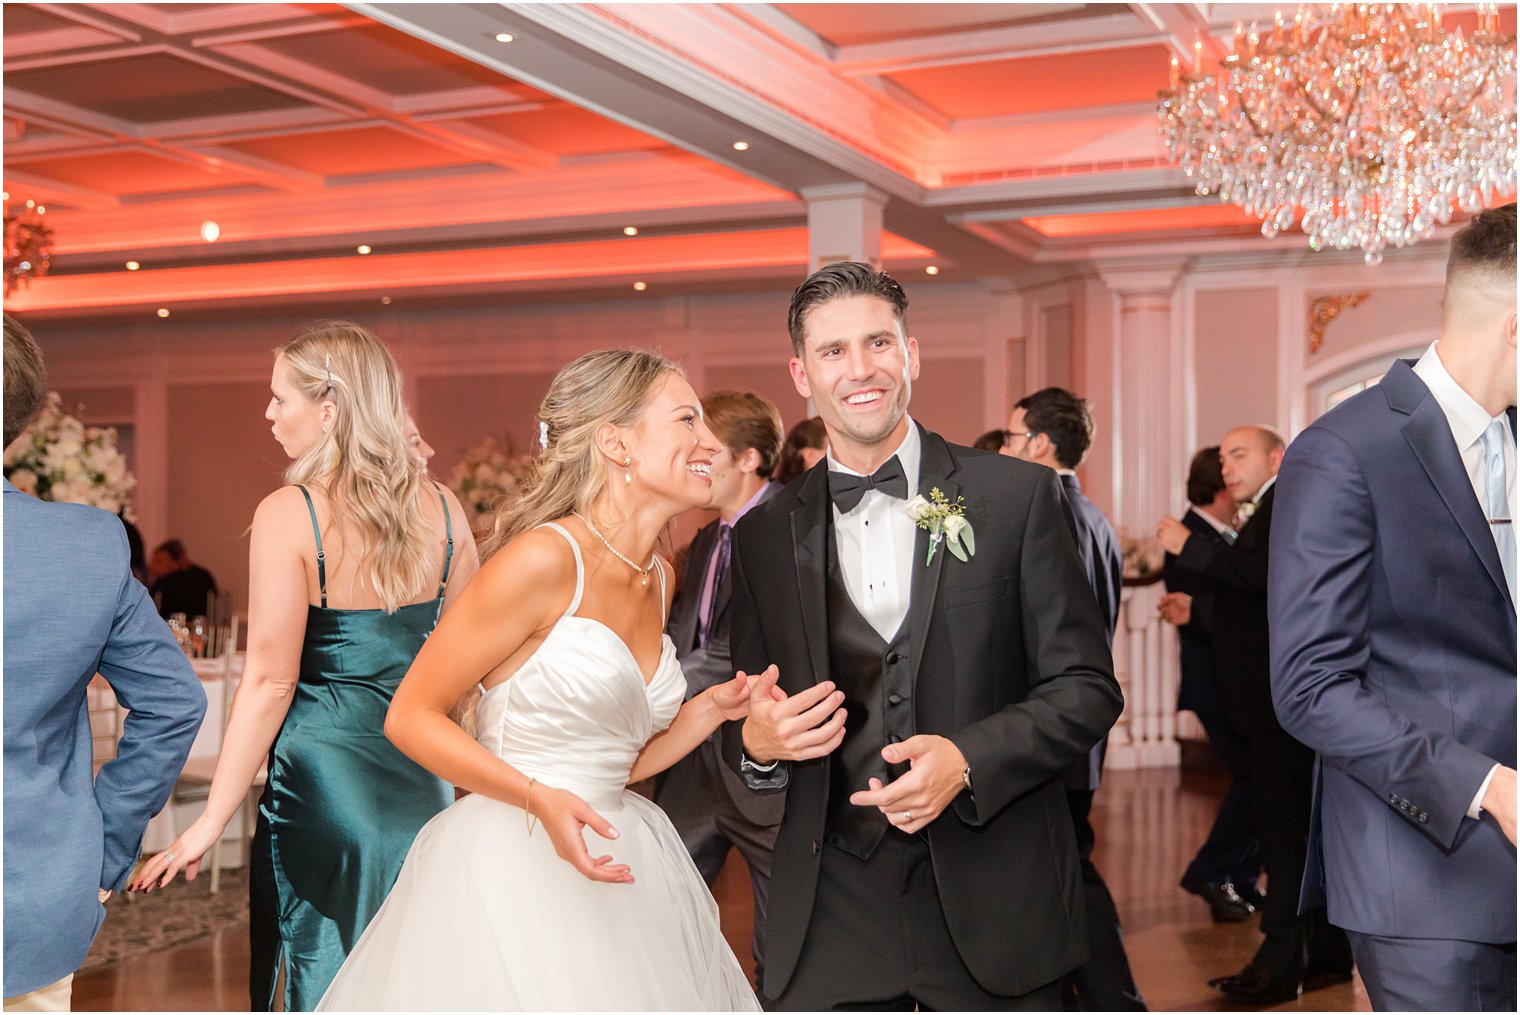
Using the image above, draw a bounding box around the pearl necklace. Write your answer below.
[574,513,656,588]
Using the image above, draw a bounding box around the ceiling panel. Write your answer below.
[467,106,669,157]
[2,5,79,34]
[254,23,520,96]
[776,3,1086,47]
[222,125,486,176]
[889,44,1172,119]
[6,150,266,196]
[1023,204,1260,238]
[6,53,310,122]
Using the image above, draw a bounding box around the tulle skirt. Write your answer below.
[315,789,761,1011]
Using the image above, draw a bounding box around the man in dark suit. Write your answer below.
[724,261,1122,1009]
[149,539,218,619]
[1159,447,1261,922]
[1270,205,1517,1011]
[655,388,786,983]
[1004,386,1142,1011]
[1158,426,1352,1003]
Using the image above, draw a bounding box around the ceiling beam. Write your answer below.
[832,13,1158,76]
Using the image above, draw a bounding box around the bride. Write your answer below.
[318,350,763,1011]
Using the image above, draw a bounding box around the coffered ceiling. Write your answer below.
[4,2,1511,317]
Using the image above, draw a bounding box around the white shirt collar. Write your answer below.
[1252,474,1276,505]
[1412,341,1506,452]
[1188,505,1235,537]
[826,414,922,488]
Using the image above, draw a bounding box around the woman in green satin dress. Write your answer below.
[135,322,478,1010]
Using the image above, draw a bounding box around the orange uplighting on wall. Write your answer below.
[1022,204,1263,239]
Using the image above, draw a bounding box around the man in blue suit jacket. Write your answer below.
[3,315,206,1010]
[1270,205,1517,1011]
[1005,387,1142,1011]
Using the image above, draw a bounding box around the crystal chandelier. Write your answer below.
[4,201,53,296]
[1158,4,1517,265]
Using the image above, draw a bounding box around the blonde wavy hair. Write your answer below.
[279,322,432,612]
[483,349,682,559]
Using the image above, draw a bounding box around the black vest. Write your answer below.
[823,522,915,859]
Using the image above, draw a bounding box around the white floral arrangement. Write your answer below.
[1119,529,1164,579]
[4,392,136,518]
[448,436,534,530]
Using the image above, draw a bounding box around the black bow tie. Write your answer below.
[828,456,909,512]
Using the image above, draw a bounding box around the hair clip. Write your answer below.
[538,420,550,449]
[324,352,334,392]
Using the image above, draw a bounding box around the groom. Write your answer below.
[725,262,1122,1009]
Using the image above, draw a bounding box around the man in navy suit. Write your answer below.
[1005,387,1142,1011]
[1270,204,1517,1011]
[1159,447,1261,921]
[3,314,206,1011]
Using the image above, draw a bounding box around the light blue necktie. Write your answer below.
[1480,418,1516,605]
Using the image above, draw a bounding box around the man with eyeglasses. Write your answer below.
[1003,387,1140,1012]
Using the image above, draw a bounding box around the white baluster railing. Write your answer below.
[1106,579,1182,769]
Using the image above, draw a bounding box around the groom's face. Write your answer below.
[789,295,919,453]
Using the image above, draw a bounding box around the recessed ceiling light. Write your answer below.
[24,199,34,208]
[732,141,750,151]
[35,205,46,214]
[633,281,648,291]
[156,308,171,318]
[1,192,8,202]
[357,244,373,255]
[924,265,940,275]
[200,220,220,242]
[380,296,392,305]
[623,226,639,236]
[125,260,141,271]
[494,32,515,43]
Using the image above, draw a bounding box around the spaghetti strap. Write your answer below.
[656,557,669,626]
[431,483,455,625]
[296,484,327,608]
[537,522,585,618]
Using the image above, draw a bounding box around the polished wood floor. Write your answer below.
[72,765,1369,1011]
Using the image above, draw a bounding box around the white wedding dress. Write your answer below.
[317,524,760,1011]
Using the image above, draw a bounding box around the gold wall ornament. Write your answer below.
[4,204,53,295]
[1308,293,1371,354]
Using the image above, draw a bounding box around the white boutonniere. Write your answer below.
[905,487,976,565]
[1231,499,1258,530]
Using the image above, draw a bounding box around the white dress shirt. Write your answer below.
[1188,504,1236,539]
[1411,341,1514,819]
[826,419,922,642]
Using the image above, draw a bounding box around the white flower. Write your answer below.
[943,513,968,539]
[904,495,932,522]
[8,468,38,494]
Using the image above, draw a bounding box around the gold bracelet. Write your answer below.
[524,777,539,836]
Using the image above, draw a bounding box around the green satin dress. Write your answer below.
[249,485,454,1011]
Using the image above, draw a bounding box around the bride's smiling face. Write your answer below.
[620,373,722,510]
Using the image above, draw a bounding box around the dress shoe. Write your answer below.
[1179,875,1255,922]
[1212,966,1301,1005]
[1236,882,1266,909]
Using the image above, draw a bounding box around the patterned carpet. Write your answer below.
[81,867,249,971]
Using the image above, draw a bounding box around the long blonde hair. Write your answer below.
[483,349,682,559]
[279,322,432,612]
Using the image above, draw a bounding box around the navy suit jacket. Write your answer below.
[3,480,206,995]
[1058,473,1122,790]
[1269,360,1516,943]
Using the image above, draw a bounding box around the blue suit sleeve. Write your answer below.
[92,532,208,892]
[1269,426,1496,850]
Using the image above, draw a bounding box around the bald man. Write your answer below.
[1271,205,1517,1011]
[1158,427,1351,1004]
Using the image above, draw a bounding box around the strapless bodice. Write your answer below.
[474,615,686,810]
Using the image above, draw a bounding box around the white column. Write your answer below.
[133,370,170,547]
[1096,261,1188,769]
[801,183,886,271]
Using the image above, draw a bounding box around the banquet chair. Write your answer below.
[87,675,124,774]
[168,615,264,894]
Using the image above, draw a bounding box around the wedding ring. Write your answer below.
[165,852,177,864]
[900,810,912,822]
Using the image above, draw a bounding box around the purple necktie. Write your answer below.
[698,524,732,648]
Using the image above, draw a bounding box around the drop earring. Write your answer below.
[624,456,633,485]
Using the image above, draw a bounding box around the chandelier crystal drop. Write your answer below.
[1157,4,1517,265]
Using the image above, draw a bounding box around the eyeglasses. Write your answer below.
[1003,431,1039,447]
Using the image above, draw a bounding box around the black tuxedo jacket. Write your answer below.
[1164,508,1228,715]
[1177,485,1278,737]
[666,489,784,826]
[723,424,1122,998]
